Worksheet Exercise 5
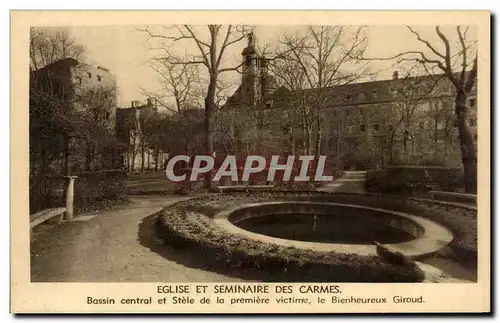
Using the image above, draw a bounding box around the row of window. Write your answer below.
[344,118,476,134]
[418,120,447,130]
[74,72,103,84]
[339,91,380,103]
[338,90,477,104]
[346,124,391,133]
[332,98,475,117]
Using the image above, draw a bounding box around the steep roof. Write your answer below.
[32,57,79,73]
[296,73,452,107]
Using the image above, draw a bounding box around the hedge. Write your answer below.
[365,166,465,195]
[156,193,427,282]
[29,175,65,213]
[30,169,127,214]
[157,192,477,277]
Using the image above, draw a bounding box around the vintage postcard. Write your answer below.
[11,10,490,314]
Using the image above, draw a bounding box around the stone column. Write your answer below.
[64,176,78,221]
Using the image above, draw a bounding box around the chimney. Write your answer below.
[393,71,399,80]
[131,101,135,108]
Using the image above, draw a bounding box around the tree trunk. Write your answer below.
[129,140,136,173]
[336,136,341,170]
[301,123,307,155]
[387,129,397,165]
[40,139,48,174]
[336,110,341,170]
[147,148,150,171]
[126,146,130,173]
[203,75,216,189]
[154,147,159,172]
[434,117,438,144]
[63,134,71,176]
[455,93,477,193]
[85,142,92,172]
[305,126,311,155]
[141,139,145,173]
[403,126,409,163]
[257,111,263,151]
[314,109,322,161]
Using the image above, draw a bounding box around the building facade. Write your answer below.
[221,35,477,170]
[30,57,121,174]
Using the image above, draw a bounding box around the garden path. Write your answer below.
[318,171,368,193]
[31,195,244,282]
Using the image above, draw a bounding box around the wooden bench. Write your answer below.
[30,207,67,230]
[217,185,275,193]
[428,191,477,204]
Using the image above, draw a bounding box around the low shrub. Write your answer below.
[287,192,477,269]
[365,166,465,195]
[30,169,127,215]
[156,194,427,282]
[29,175,66,214]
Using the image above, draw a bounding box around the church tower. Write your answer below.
[241,32,258,108]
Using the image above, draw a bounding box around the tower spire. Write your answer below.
[247,32,255,47]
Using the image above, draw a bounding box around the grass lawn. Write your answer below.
[125,172,187,194]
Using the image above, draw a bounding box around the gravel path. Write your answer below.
[30,195,244,282]
[318,171,367,193]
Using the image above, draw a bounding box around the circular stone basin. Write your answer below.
[234,213,416,245]
[229,202,424,245]
[214,202,453,258]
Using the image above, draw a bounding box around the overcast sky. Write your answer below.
[67,25,477,108]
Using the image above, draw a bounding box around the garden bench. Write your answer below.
[217,184,275,193]
[428,190,476,204]
[30,207,67,229]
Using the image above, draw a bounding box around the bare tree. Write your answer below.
[269,52,315,154]
[426,98,455,149]
[144,59,234,158]
[29,27,88,175]
[141,24,252,187]
[275,26,370,163]
[362,25,478,193]
[77,84,119,171]
[144,61,199,115]
[30,27,85,71]
[381,66,442,164]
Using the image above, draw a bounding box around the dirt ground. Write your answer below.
[31,195,244,282]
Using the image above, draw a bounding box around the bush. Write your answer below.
[29,169,127,214]
[29,175,66,214]
[342,152,375,170]
[365,166,464,195]
[283,191,477,269]
[156,194,426,282]
[73,170,127,211]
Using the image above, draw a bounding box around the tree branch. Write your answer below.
[407,26,446,59]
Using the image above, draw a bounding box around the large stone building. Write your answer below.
[30,57,121,174]
[221,34,477,170]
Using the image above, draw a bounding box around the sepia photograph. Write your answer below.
[11,10,490,313]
